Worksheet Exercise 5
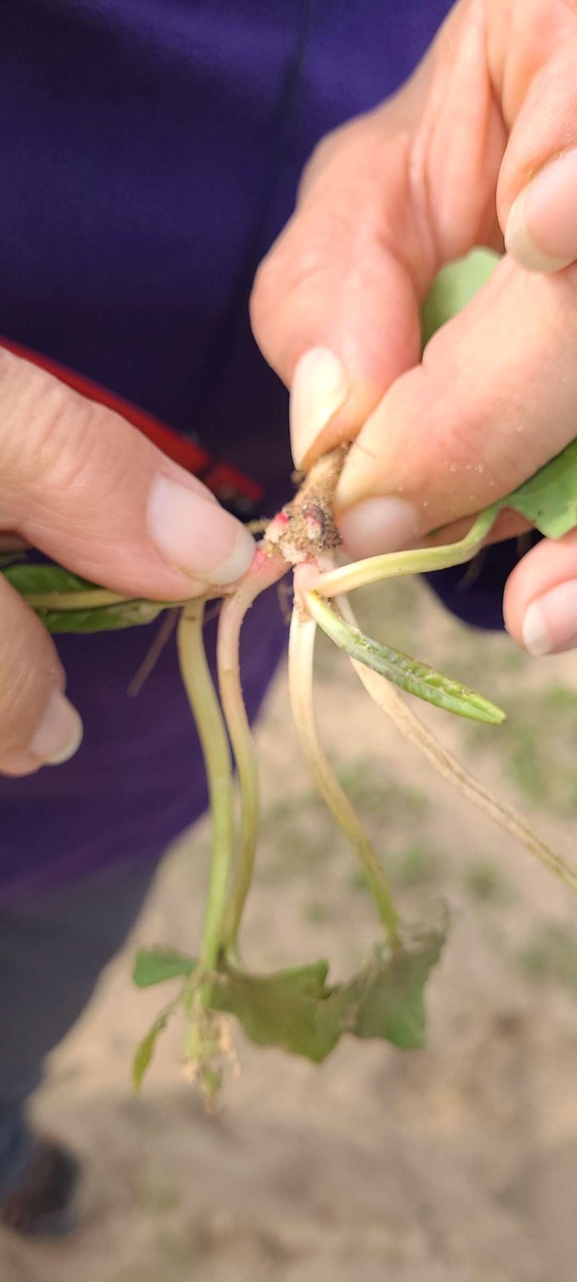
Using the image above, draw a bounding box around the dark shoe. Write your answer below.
[0,1139,80,1237]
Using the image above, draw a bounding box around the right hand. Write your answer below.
[251,0,577,659]
[0,348,255,776]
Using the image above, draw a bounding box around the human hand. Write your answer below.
[0,348,254,774]
[251,0,577,656]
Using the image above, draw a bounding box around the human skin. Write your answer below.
[0,348,254,774]
[251,0,577,659]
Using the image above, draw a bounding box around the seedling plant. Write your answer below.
[6,251,577,1104]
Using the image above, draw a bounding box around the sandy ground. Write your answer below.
[2,576,577,1281]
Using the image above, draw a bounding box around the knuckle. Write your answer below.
[0,355,103,504]
[250,238,332,372]
[299,116,371,200]
[27,382,101,496]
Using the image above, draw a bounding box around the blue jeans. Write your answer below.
[0,863,158,1196]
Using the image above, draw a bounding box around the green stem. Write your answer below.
[288,599,400,945]
[315,506,498,598]
[177,602,235,975]
[218,555,286,951]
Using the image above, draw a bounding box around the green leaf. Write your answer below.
[37,599,165,634]
[3,563,95,595]
[2,562,167,633]
[308,595,504,724]
[211,960,337,1063]
[133,947,197,988]
[208,926,446,1064]
[133,1011,171,1092]
[321,919,447,1051]
[420,249,500,349]
[499,440,577,539]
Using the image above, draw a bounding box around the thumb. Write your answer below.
[336,1,577,555]
[0,349,255,598]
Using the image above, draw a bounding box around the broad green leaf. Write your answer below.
[321,919,447,1051]
[133,947,197,988]
[211,959,337,1063]
[420,249,500,349]
[2,562,166,632]
[208,930,445,1063]
[309,595,504,724]
[133,1011,171,1091]
[3,564,94,594]
[37,599,165,634]
[499,440,577,539]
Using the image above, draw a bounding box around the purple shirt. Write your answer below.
[0,0,510,902]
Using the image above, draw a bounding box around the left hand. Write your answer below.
[251,0,577,657]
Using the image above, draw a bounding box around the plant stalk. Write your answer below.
[352,658,577,896]
[314,506,498,598]
[218,551,287,950]
[288,592,400,945]
[177,601,235,975]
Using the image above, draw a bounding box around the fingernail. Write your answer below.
[290,348,349,468]
[522,580,577,656]
[505,151,577,274]
[338,497,422,558]
[148,476,255,586]
[31,689,84,765]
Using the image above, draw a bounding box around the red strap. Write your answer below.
[0,337,263,510]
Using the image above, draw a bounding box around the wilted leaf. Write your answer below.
[133,947,197,988]
[321,919,448,1051]
[209,926,446,1064]
[211,959,337,1063]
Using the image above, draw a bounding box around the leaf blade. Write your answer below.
[133,947,197,988]
[308,595,504,724]
[323,918,448,1051]
[420,249,500,349]
[3,564,94,595]
[38,599,165,634]
[501,439,577,539]
[211,960,337,1063]
[133,1012,170,1091]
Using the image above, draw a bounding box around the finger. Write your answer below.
[495,1,577,273]
[250,0,505,469]
[0,349,255,599]
[336,255,577,553]
[504,532,577,655]
[0,576,82,776]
